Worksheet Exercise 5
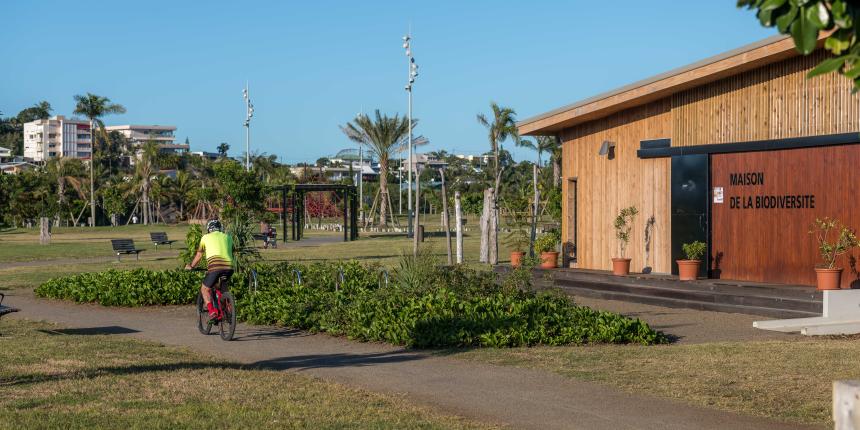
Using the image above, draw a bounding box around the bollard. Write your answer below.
[834,380,860,430]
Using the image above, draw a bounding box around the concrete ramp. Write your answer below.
[754,290,860,335]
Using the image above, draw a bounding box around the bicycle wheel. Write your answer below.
[219,292,237,341]
[196,291,212,335]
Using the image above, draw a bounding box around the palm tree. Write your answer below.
[172,170,196,220]
[45,157,86,225]
[217,142,230,158]
[518,135,558,168]
[132,142,159,225]
[73,93,126,227]
[477,102,520,264]
[340,110,412,227]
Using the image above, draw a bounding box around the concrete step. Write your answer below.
[553,278,822,314]
[552,283,820,319]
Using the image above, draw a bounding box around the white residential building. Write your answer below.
[23,115,93,162]
[104,124,187,153]
[0,146,11,161]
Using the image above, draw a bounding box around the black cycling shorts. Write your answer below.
[202,269,234,289]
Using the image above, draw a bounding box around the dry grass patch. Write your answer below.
[453,339,860,428]
[0,319,496,430]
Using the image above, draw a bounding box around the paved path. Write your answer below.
[572,296,801,344]
[4,290,814,430]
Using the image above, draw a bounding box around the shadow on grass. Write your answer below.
[1,351,427,387]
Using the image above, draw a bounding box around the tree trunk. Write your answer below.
[553,155,561,188]
[39,217,51,245]
[440,169,452,265]
[455,191,463,264]
[379,161,388,228]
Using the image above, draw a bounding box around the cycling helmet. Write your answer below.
[206,219,223,233]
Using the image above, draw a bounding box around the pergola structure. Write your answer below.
[272,184,358,242]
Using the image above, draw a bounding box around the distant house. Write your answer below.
[0,146,11,162]
[0,161,39,174]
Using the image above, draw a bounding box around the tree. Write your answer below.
[73,93,126,226]
[16,101,52,124]
[476,102,519,264]
[217,142,230,158]
[132,142,159,225]
[739,0,860,91]
[517,135,558,168]
[340,110,412,227]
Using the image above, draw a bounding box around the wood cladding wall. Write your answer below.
[711,145,860,288]
[560,101,672,273]
[560,49,860,275]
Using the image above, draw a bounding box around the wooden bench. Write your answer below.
[0,293,20,320]
[150,232,177,250]
[111,239,144,261]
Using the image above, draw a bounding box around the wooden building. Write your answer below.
[518,35,860,288]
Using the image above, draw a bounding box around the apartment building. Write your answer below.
[23,115,92,161]
[104,124,187,153]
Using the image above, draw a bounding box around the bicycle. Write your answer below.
[190,269,237,341]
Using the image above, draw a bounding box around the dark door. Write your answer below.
[563,179,577,267]
[671,154,709,277]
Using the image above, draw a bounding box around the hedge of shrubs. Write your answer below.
[35,261,668,347]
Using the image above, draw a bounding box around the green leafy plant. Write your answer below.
[810,217,859,269]
[35,261,668,348]
[738,0,860,92]
[180,224,203,267]
[681,241,707,261]
[533,232,559,254]
[613,206,638,258]
[503,210,531,253]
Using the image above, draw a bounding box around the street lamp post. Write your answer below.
[403,33,418,233]
[242,83,254,171]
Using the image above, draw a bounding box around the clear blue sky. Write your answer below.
[0,1,774,164]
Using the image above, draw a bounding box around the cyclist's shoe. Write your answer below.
[206,303,220,321]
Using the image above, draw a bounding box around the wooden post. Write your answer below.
[488,187,498,265]
[39,217,51,245]
[530,164,540,258]
[479,188,492,263]
[455,191,463,264]
[834,380,860,430]
[440,169,452,265]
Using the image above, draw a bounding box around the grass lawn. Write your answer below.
[0,318,493,430]
[451,339,860,428]
[0,225,190,263]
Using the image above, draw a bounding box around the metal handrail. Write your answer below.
[378,270,389,288]
[293,269,302,285]
[336,268,345,292]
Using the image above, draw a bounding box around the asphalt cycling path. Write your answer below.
[6,290,814,430]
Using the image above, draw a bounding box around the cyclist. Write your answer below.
[185,219,234,321]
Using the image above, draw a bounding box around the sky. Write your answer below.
[0,1,776,164]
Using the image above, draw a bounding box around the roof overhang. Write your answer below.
[517,34,828,136]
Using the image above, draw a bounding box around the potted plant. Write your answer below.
[534,232,560,269]
[677,241,706,281]
[612,206,638,275]
[810,217,859,290]
[503,227,530,268]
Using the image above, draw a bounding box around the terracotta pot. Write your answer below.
[510,251,525,268]
[814,267,843,290]
[676,260,701,281]
[612,258,631,276]
[539,252,559,269]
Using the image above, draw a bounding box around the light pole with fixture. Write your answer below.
[242,83,254,171]
[403,33,418,232]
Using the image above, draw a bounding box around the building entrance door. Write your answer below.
[671,154,709,277]
[564,178,577,267]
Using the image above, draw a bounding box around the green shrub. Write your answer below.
[681,241,707,261]
[36,261,668,348]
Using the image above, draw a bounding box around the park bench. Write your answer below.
[0,293,20,321]
[111,239,144,261]
[150,232,177,250]
[252,233,278,249]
